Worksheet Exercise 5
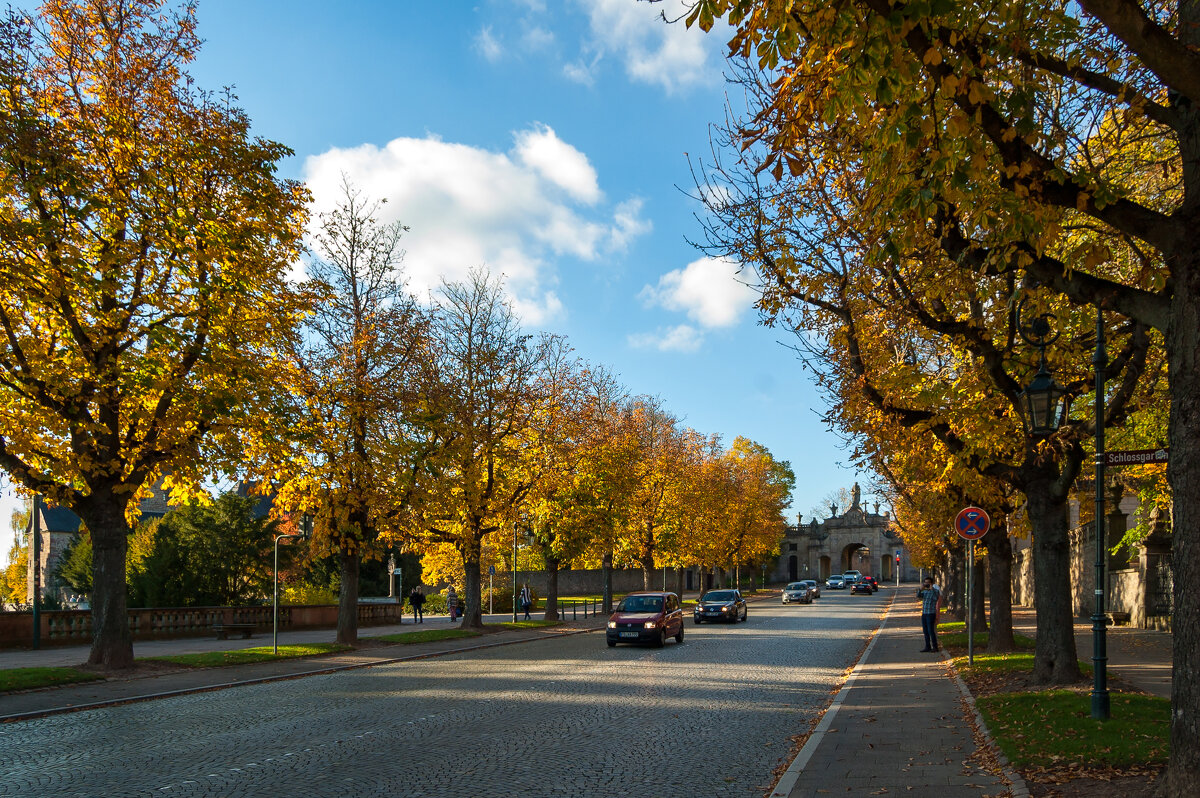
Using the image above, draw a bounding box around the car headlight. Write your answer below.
[643,620,657,629]
[607,621,617,629]
[722,604,733,612]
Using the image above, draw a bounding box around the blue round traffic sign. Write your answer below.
[954,507,990,540]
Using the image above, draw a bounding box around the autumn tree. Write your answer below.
[411,270,548,629]
[575,366,637,613]
[268,182,428,645]
[0,0,307,667]
[519,340,597,620]
[685,1,1199,787]
[618,397,688,590]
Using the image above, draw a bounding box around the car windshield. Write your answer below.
[785,583,805,590]
[801,581,816,586]
[702,591,738,602]
[622,596,663,612]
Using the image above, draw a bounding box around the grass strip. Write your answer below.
[976,690,1169,768]
[0,666,104,693]
[494,620,560,630]
[144,643,351,668]
[938,630,1036,650]
[370,629,482,644]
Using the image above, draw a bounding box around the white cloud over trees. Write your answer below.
[303,125,648,325]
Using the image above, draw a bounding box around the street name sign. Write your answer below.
[954,506,990,540]
[1105,448,1169,467]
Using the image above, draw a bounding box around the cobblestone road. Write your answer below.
[0,592,887,798]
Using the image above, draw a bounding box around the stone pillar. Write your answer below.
[1105,483,1129,570]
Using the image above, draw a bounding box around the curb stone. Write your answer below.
[941,650,1032,798]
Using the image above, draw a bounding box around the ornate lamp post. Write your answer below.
[1090,308,1111,720]
[1017,302,1108,720]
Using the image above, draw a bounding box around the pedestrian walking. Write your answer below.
[520,584,533,621]
[917,576,942,652]
[447,585,458,622]
[409,586,425,623]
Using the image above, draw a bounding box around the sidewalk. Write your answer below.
[1009,605,1172,699]
[773,593,1017,798]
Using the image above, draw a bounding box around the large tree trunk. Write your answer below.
[1025,472,1081,684]
[985,521,1016,652]
[602,550,613,614]
[336,548,359,645]
[460,535,484,630]
[80,493,134,669]
[1166,224,1200,795]
[945,547,965,621]
[971,549,988,631]
[543,554,559,621]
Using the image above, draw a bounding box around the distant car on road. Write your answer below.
[781,582,812,604]
[800,579,821,599]
[694,589,748,622]
[607,592,685,647]
[826,575,845,589]
[863,576,879,592]
[842,570,862,585]
[851,580,874,595]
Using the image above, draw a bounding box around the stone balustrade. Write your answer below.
[0,602,406,648]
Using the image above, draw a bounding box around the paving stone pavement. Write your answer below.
[774,594,1015,798]
[0,592,881,798]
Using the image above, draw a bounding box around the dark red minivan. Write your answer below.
[606,591,685,648]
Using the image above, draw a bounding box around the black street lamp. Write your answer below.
[273,513,312,655]
[1018,307,1069,435]
[1090,307,1111,720]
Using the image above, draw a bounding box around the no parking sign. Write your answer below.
[954,507,990,540]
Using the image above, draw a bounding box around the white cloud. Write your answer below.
[628,324,703,353]
[523,25,555,51]
[513,124,602,204]
[475,26,503,62]
[303,126,648,325]
[639,256,757,328]
[577,0,722,94]
[611,198,652,250]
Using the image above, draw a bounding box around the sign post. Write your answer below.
[954,507,990,667]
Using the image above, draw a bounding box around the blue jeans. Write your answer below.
[921,612,939,650]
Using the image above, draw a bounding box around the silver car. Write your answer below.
[826,575,845,589]
[800,579,821,599]
[781,581,812,604]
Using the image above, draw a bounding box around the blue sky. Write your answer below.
[2,0,876,561]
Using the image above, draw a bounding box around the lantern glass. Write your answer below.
[1021,368,1068,435]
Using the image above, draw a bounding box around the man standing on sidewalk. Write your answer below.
[917,576,942,652]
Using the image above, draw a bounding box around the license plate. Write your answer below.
[619,631,639,638]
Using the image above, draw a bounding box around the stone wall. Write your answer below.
[0,602,407,649]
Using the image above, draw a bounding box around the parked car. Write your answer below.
[781,582,812,604]
[607,592,685,647]
[826,575,845,589]
[800,579,821,599]
[851,580,874,595]
[694,589,748,623]
[863,576,879,592]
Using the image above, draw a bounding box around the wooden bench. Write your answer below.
[1108,612,1132,627]
[213,623,256,640]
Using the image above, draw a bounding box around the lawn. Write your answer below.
[370,628,482,645]
[144,643,351,668]
[494,620,560,630]
[0,666,104,693]
[977,690,1170,769]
